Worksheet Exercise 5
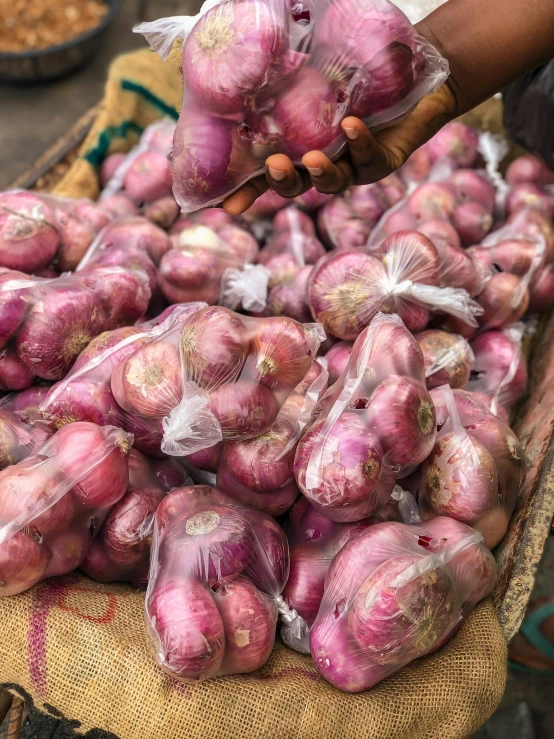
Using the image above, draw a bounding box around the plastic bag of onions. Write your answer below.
[145,485,290,681]
[0,422,131,596]
[310,519,495,693]
[80,449,189,587]
[135,0,448,212]
[466,324,527,420]
[214,360,328,517]
[38,304,207,457]
[309,233,482,340]
[0,408,51,471]
[415,329,474,390]
[420,386,526,548]
[294,313,436,521]
[111,306,324,458]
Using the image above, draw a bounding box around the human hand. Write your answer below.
[223,83,457,216]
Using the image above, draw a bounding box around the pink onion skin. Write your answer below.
[100,152,126,187]
[378,230,440,286]
[55,210,95,272]
[420,431,498,524]
[43,378,120,429]
[506,209,554,262]
[380,206,417,237]
[506,154,554,186]
[123,150,173,204]
[529,263,554,312]
[452,201,493,246]
[80,539,121,584]
[180,306,248,388]
[418,218,461,250]
[144,196,180,230]
[244,317,314,393]
[251,68,343,160]
[416,330,472,390]
[99,217,171,265]
[283,544,329,624]
[217,224,259,264]
[467,240,538,278]
[0,289,27,350]
[0,462,75,537]
[422,517,497,604]
[294,413,389,521]
[426,122,479,167]
[217,465,299,517]
[238,509,289,593]
[68,201,111,235]
[467,391,510,424]
[16,289,107,381]
[102,486,164,567]
[0,347,34,391]
[263,253,300,290]
[115,340,181,418]
[436,243,483,296]
[214,577,277,675]
[295,189,333,213]
[432,313,478,341]
[310,616,372,693]
[209,381,279,438]
[260,232,325,266]
[326,341,353,385]
[272,208,316,238]
[0,192,60,273]
[350,318,425,383]
[147,578,225,680]
[408,183,456,220]
[506,183,554,219]
[348,554,456,662]
[6,385,50,420]
[379,174,407,208]
[447,169,496,213]
[153,458,186,492]
[470,330,527,412]
[159,248,222,305]
[82,267,151,331]
[348,185,387,224]
[0,529,51,596]
[72,326,143,382]
[91,247,158,295]
[262,269,313,324]
[186,441,223,473]
[100,194,140,218]
[366,375,436,467]
[243,190,290,220]
[50,422,129,510]
[46,528,94,578]
[477,272,530,330]
[123,414,165,459]
[288,497,340,543]
[400,147,431,184]
[194,209,234,230]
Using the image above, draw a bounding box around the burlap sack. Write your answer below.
[0,48,511,739]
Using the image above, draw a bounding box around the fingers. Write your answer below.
[265,153,312,198]
[302,150,355,194]
[340,117,398,182]
[223,175,268,216]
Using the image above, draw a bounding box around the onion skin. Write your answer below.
[272,207,316,238]
[43,377,121,429]
[377,230,440,286]
[400,147,431,185]
[55,209,96,272]
[432,313,478,341]
[347,185,387,225]
[506,154,554,186]
[0,347,34,391]
[416,330,472,390]
[240,509,289,594]
[447,169,496,213]
[351,316,425,383]
[186,441,223,473]
[81,267,151,331]
[295,189,333,213]
[288,497,340,543]
[6,385,50,420]
[209,381,279,438]
[506,209,554,261]
[100,194,140,218]
[0,192,60,273]
[91,247,158,295]
[529,263,554,312]
[72,326,142,382]
[213,577,277,675]
[506,183,554,219]
[408,183,456,220]
[0,289,27,350]
[452,201,493,246]
[366,375,436,467]
[426,122,479,167]
[265,253,301,289]
[261,267,313,324]
[467,240,539,278]
[122,414,165,459]
[470,330,527,412]
[159,248,222,305]
[436,243,484,296]
[477,272,530,330]
[123,150,173,204]
[100,152,126,187]
[144,196,180,230]
[47,528,94,578]
[217,224,259,264]
[99,217,171,265]
[325,341,353,385]
[216,464,299,517]
[68,201,111,234]
[146,578,225,680]
[17,289,107,381]
[102,486,163,567]
[282,544,329,624]
[260,231,324,267]
[418,218,461,250]
[194,209,233,230]
[0,530,51,596]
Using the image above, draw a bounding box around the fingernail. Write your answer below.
[344,127,358,140]
[268,167,286,182]
[307,167,324,178]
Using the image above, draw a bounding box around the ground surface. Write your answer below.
[1,0,554,736]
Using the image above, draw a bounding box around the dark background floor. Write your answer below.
[1,0,554,736]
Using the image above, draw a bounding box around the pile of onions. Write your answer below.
[426,122,480,167]
[415,329,473,390]
[0,423,130,596]
[144,485,288,680]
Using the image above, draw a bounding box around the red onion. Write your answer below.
[180,306,248,388]
[295,189,333,213]
[477,272,529,330]
[0,347,34,391]
[72,325,142,381]
[17,288,106,381]
[366,375,436,467]
[47,528,94,578]
[0,289,27,349]
[378,230,440,285]
[103,487,164,566]
[261,231,325,267]
[506,154,554,186]
[289,497,339,543]
[0,191,60,273]
[447,169,496,213]
[144,196,180,229]
[418,218,461,249]
[272,207,316,238]
[506,183,554,219]
[146,578,225,680]
[214,577,276,674]
[399,147,431,184]
[241,509,289,593]
[380,205,417,236]
[186,442,223,473]
[262,267,313,323]
[529,263,554,312]
[43,377,120,428]
[217,465,299,517]
[408,183,456,220]
[50,422,130,509]
[243,190,290,220]
[416,330,472,389]
[55,210,96,272]
[123,414,165,459]
[159,248,222,304]
[99,217,171,265]
[350,317,425,382]
[100,152,126,187]
[506,209,554,261]
[90,247,158,295]
[467,240,538,278]
[452,201,493,246]
[378,174,407,208]
[100,194,140,218]
[114,339,181,417]
[209,381,279,437]
[0,529,51,596]
[217,224,259,264]
[194,209,234,230]
[325,341,353,385]
[67,198,111,234]
[123,150,173,204]
[5,385,50,419]
[432,313,478,341]
[426,122,479,167]
[153,458,186,491]
[470,330,527,412]
[436,243,484,296]
[82,267,151,330]
[282,544,329,624]
[347,185,387,224]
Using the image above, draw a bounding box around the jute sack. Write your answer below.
[0,47,507,739]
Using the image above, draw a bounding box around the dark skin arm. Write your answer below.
[223,0,554,216]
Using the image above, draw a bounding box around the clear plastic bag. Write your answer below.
[419,385,526,549]
[0,408,51,471]
[80,449,189,587]
[145,484,289,681]
[0,422,131,596]
[415,328,474,390]
[135,0,448,212]
[308,233,482,341]
[215,360,328,516]
[0,189,113,275]
[293,313,435,521]
[310,518,496,692]
[111,306,324,458]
